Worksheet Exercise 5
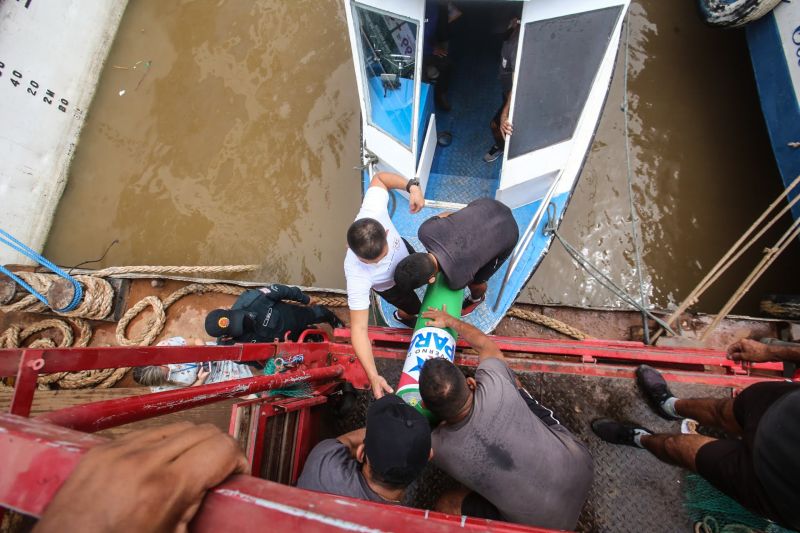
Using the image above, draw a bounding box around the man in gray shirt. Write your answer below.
[418,307,593,529]
[297,394,432,504]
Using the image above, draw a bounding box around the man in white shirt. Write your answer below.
[345,171,424,398]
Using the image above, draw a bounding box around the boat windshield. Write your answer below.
[353,3,418,149]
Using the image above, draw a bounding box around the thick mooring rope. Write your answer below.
[0,318,123,389]
[115,283,246,346]
[90,264,259,277]
[0,272,114,319]
[506,307,589,341]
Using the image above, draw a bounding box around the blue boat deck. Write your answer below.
[366,170,569,332]
[362,5,576,332]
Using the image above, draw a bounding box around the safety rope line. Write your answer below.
[543,204,676,336]
[0,229,83,312]
[621,17,651,344]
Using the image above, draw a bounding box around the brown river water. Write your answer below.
[44,0,800,316]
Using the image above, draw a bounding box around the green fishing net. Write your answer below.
[684,473,796,533]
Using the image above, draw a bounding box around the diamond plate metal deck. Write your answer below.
[327,360,733,532]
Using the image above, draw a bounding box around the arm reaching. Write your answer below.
[370,171,424,214]
[422,306,503,362]
[727,338,800,363]
[260,284,310,305]
[350,309,394,398]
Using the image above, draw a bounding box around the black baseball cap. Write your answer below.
[364,395,431,486]
[205,309,247,338]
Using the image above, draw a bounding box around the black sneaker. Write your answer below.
[591,418,651,447]
[636,364,680,420]
[392,310,417,329]
[483,144,502,163]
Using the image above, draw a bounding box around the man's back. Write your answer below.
[419,198,518,289]
[431,358,593,529]
[296,439,386,503]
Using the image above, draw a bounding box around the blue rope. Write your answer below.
[0,229,83,312]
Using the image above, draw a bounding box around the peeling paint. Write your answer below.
[215,489,387,533]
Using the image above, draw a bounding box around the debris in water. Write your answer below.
[135,60,152,90]
[119,90,126,96]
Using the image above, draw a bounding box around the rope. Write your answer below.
[90,265,259,277]
[0,229,83,312]
[506,308,589,340]
[115,283,246,346]
[0,318,125,389]
[621,17,651,344]
[544,203,677,336]
[0,273,114,319]
[652,174,800,343]
[312,295,348,307]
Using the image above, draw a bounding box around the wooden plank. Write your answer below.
[0,387,236,438]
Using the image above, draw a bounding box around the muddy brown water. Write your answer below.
[44,0,800,316]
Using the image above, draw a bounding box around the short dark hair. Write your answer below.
[347,218,386,260]
[419,358,469,420]
[394,253,436,292]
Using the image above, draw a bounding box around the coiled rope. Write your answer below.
[115,283,246,346]
[0,272,114,319]
[0,229,82,312]
[0,318,123,389]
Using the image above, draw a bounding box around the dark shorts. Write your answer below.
[472,245,514,286]
[375,238,422,316]
[518,387,561,427]
[695,381,800,524]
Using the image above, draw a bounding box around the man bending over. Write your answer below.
[418,307,593,529]
[394,198,518,316]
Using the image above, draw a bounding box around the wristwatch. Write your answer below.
[405,178,420,192]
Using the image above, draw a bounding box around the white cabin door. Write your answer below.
[344,0,435,188]
[496,0,628,208]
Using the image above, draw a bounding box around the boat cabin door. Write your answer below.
[344,0,436,196]
[495,0,627,209]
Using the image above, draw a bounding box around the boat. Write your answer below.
[0,1,126,266]
[696,0,783,27]
[745,0,800,222]
[343,0,630,333]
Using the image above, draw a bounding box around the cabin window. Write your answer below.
[352,2,419,149]
[508,6,622,158]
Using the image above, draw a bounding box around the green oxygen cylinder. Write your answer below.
[395,273,463,421]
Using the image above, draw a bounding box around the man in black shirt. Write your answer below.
[592,341,800,531]
[205,284,342,344]
[393,198,519,315]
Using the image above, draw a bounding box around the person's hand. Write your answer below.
[193,367,210,386]
[422,305,453,329]
[369,374,394,399]
[500,119,513,138]
[409,185,424,214]
[307,295,320,307]
[726,338,776,363]
[433,44,448,58]
[34,422,249,533]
